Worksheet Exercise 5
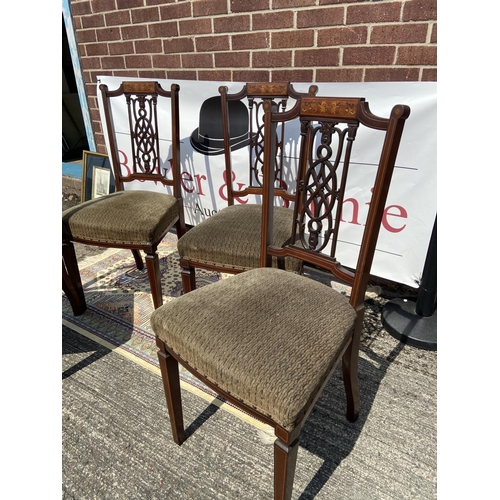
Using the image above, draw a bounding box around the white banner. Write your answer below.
[97,76,436,288]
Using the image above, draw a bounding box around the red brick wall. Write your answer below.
[68,0,437,152]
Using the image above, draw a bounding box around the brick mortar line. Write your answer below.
[80,55,437,73]
[84,64,436,73]
[81,41,437,62]
[76,20,437,35]
[78,3,431,28]
[84,67,436,76]
[426,22,436,44]
[119,63,434,68]
[77,22,436,43]
[83,20,431,32]
[80,41,437,53]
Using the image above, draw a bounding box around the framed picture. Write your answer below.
[81,151,115,202]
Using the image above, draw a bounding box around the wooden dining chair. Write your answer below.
[150,95,410,498]
[178,82,318,293]
[62,81,186,315]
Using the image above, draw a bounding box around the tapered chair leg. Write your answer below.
[342,340,360,422]
[175,217,186,238]
[156,338,185,445]
[131,249,144,270]
[274,437,300,500]
[145,252,163,309]
[62,242,86,315]
[62,259,87,316]
[180,265,196,294]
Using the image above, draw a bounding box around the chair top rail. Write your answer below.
[219,82,318,101]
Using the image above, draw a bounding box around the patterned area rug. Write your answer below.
[63,233,437,498]
[62,232,361,425]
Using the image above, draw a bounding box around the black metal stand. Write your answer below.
[381,217,437,351]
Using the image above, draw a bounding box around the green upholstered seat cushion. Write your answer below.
[150,267,357,431]
[177,204,301,272]
[62,190,179,246]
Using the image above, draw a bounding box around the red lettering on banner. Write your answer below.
[181,171,195,193]
[194,174,207,196]
[161,159,173,179]
[364,188,408,233]
[119,150,131,176]
[341,187,407,232]
[340,197,363,226]
[179,171,207,195]
[116,151,407,232]
[219,171,248,204]
[382,205,407,233]
[118,151,208,195]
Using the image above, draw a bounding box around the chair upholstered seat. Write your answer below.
[150,267,356,431]
[62,190,179,246]
[177,204,301,273]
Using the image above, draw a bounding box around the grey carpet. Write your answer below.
[62,292,436,499]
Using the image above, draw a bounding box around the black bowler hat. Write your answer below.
[190,96,253,156]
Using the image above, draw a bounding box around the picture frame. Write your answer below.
[81,151,115,202]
